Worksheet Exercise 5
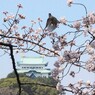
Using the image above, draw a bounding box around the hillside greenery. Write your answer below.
[0,72,59,95]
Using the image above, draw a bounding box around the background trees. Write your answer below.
[0,75,58,95]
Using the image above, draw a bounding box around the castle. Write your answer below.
[17,56,51,78]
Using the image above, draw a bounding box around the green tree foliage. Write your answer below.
[0,72,59,95]
[7,71,27,78]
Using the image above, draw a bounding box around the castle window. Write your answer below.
[22,67,26,69]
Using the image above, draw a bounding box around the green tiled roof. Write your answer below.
[17,69,51,74]
[37,69,51,73]
[17,69,31,73]
[17,56,47,65]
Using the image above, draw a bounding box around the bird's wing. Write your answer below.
[45,18,52,29]
[44,14,60,31]
[51,17,60,26]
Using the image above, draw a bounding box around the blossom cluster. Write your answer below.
[67,80,95,95]
[63,50,81,63]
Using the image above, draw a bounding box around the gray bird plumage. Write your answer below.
[44,13,60,32]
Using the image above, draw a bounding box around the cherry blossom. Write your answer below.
[82,17,90,27]
[86,44,94,54]
[3,11,8,15]
[17,4,23,8]
[88,12,95,24]
[58,66,64,72]
[56,82,63,91]
[78,80,83,87]
[86,80,91,86]
[38,17,43,22]
[85,60,95,72]
[63,50,81,63]
[73,21,81,30]
[54,61,60,68]
[59,17,67,24]
[70,71,75,77]
[90,41,95,48]
[90,27,95,36]
[67,0,73,7]
[18,14,25,19]
[53,43,60,50]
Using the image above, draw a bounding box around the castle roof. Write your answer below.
[17,69,51,74]
[17,56,47,65]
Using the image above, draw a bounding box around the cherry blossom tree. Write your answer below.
[0,0,95,95]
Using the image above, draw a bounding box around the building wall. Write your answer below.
[41,73,49,78]
[26,72,49,78]
[19,64,45,70]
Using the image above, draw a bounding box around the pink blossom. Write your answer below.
[3,11,8,15]
[73,21,81,30]
[35,28,42,34]
[70,71,75,77]
[78,80,83,87]
[86,80,91,86]
[88,12,95,24]
[85,60,95,72]
[52,76,59,81]
[86,44,94,54]
[4,15,14,21]
[67,0,73,7]
[90,28,95,36]
[21,26,27,29]
[58,66,64,72]
[56,82,63,91]
[7,15,14,19]
[13,25,18,30]
[63,50,81,63]
[18,14,25,19]
[38,17,43,22]
[83,28,89,37]
[31,20,36,24]
[90,40,95,48]
[17,4,23,8]
[54,61,60,68]
[82,17,90,27]
[53,43,60,50]
[82,91,89,95]
[58,56,65,64]
[59,17,67,24]
[52,68,59,78]
[92,90,95,95]
[69,41,75,46]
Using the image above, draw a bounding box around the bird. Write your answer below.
[44,13,60,32]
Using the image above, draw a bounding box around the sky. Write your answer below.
[0,0,95,94]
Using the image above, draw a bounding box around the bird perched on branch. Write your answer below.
[44,13,60,32]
